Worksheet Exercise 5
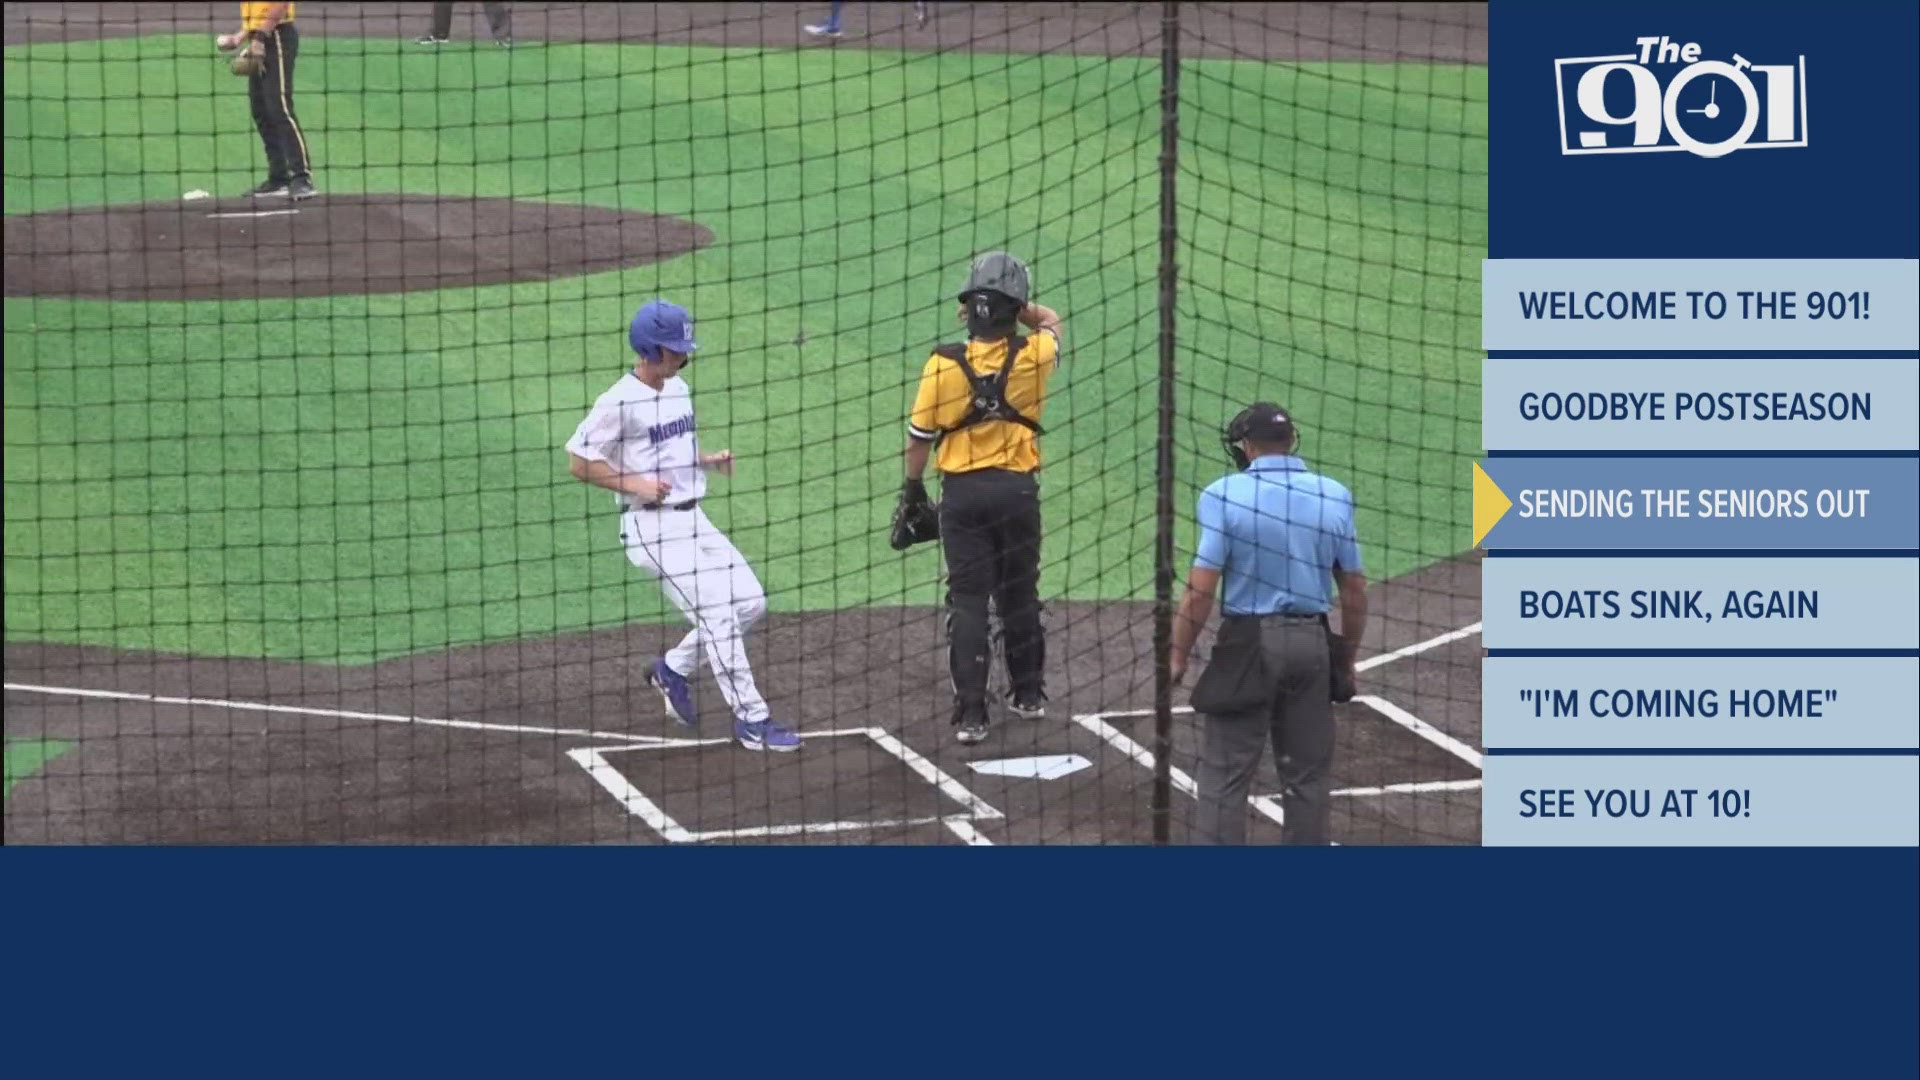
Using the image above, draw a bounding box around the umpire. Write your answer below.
[220,3,314,200]
[901,253,1063,745]
[417,3,514,46]
[1169,402,1369,845]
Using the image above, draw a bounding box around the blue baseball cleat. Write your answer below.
[646,657,697,728]
[735,718,802,752]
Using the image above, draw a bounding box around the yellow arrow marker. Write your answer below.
[1472,462,1512,548]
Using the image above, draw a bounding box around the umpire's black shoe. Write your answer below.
[288,177,318,201]
[248,178,290,197]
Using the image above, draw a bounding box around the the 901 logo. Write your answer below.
[1555,36,1808,158]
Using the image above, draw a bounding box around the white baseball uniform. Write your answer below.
[566,370,771,724]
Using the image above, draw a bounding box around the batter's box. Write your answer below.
[1076,695,1483,843]
[567,727,1002,845]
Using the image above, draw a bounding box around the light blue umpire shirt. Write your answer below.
[1194,455,1364,616]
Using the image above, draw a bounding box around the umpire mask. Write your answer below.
[1223,402,1297,469]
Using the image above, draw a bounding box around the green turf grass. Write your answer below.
[3,34,1485,663]
[3,739,74,801]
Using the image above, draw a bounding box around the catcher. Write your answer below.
[895,252,1063,744]
[216,3,315,200]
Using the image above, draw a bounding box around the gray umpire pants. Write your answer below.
[430,2,511,40]
[1193,617,1335,845]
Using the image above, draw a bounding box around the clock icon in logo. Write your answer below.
[1686,77,1723,120]
[1662,61,1760,157]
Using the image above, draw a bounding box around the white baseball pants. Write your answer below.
[620,507,771,724]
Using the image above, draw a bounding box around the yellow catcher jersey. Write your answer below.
[908,330,1058,475]
[242,2,294,31]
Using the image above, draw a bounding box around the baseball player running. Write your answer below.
[565,301,800,752]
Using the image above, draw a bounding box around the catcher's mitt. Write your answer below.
[230,41,264,77]
[889,478,939,550]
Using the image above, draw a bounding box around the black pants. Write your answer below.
[939,468,1044,717]
[248,23,310,182]
[430,2,512,39]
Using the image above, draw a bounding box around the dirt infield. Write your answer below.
[3,555,1482,845]
[3,2,1487,62]
[4,194,713,300]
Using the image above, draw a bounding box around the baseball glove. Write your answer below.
[889,478,939,550]
[230,41,264,77]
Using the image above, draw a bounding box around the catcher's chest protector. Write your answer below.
[934,335,1044,434]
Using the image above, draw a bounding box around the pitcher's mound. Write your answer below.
[4,193,714,300]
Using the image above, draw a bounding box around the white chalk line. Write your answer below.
[579,728,1003,846]
[568,747,696,842]
[1070,713,1288,831]
[1331,779,1484,797]
[1072,714,1196,798]
[1356,621,1482,673]
[1353,694,1485,771]
[10,684,1002,844]
[205,208,301,218]
[692,816,986,842]
[4,681,689,745]
[944,819,995,846]
[1248,781,1482,829]
[864,727,1003,822]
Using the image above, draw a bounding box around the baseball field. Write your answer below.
[4,2,1488,844]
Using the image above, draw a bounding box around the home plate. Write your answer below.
[967,754,1091,780]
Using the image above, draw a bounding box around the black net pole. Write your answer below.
[1152,0,1183,846]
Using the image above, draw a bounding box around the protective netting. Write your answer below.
[3,2,1485,844]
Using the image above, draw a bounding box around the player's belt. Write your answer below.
[629,499,700,512]
[1223,612,1326,623]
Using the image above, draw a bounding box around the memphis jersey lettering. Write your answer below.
[565,372,707,505]
[647,414,697,444]
[1555,36,1807,158]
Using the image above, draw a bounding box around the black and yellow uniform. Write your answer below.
[908,329,1059,724]
[241,3,311,191]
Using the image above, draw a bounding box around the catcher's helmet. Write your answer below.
[1223,401,1297,469]
[957,251,1030,339]
[957,251,1031,305]
[629,300,698,362]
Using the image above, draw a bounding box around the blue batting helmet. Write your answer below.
[629,300,698,361]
